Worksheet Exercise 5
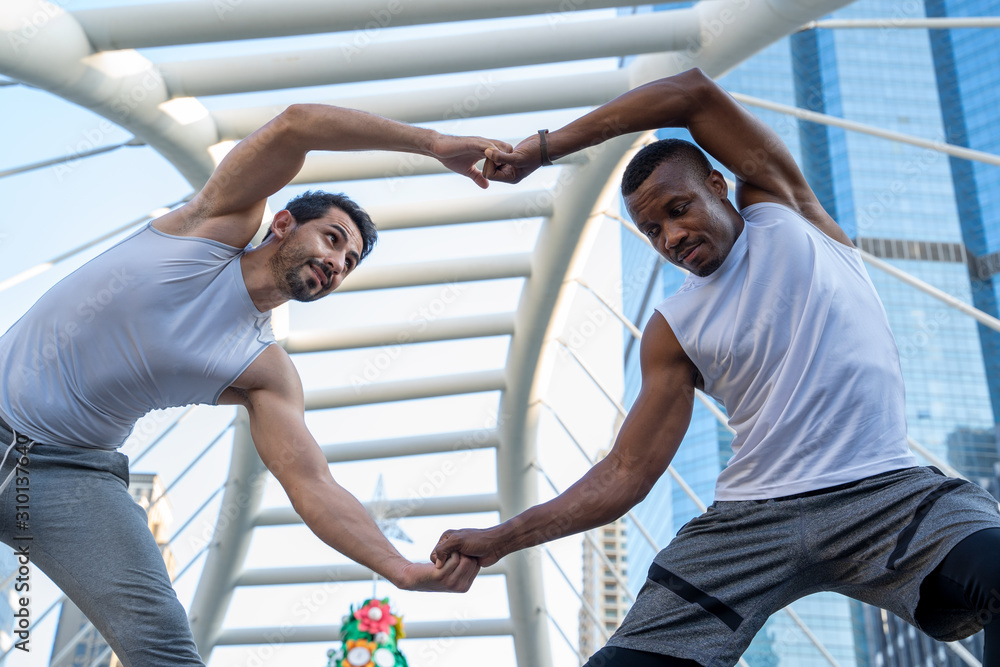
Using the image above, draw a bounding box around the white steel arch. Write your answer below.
[0,1,857,665]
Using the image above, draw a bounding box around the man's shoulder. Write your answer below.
[739,198,853,248]
[229,343,293,392]
[147,219,248,256]
[739,200,805,226]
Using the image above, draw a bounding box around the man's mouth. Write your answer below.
[677,242,701,265]
[310,264,329,289]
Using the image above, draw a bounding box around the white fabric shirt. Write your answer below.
[0,224,274,449]
[656,202,917,500]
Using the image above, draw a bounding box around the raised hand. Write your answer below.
[431,527,505,569]
[396,552,480,593]
[432,135,513,189]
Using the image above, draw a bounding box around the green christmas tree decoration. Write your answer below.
[326,598,408,667]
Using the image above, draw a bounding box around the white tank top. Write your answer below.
[656,202,917,500]
[0,224,274,449]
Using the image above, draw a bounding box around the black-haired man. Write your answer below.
[433,69,1000,666]
[0,104,507,666]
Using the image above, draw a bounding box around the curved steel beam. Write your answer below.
[285,313,515,353]
[628,0,858,84]
[0,0,219,187]
[156,9,699,97]
[212,70,631,137]
[73,0,648,50]
[188,410,268,661]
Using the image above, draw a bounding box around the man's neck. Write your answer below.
[239,246,285,312]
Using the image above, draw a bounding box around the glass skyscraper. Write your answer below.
[621,1,1000,664]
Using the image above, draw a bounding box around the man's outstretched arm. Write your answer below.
[221,345,480,592]
[486,68,849,245]
[156,104,510,247]
[431,313,696,567]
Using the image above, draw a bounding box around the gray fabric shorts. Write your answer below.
[607,466,1000,667]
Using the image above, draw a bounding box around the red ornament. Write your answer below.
[353,600,396,635]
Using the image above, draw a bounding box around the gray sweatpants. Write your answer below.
[0,423,205,667]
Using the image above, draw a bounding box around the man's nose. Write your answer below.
[663,224,687,251]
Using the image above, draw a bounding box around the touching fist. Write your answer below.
[482,132,550,185]
[431,527,505,569]
[396,552,480,593]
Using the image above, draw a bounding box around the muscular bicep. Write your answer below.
[231,347,330,487]
[607,312,697,499]
[681,71,851,246]
[154,108,307,247]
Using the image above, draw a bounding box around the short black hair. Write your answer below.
[620,138,713,197]
[263,190,377,262]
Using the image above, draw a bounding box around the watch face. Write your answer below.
[347,646,372,666]
[373,648,396,667]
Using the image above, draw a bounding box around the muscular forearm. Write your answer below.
[546,68,709,161]
[286,474,412,586]
[490,459,644,559]
[281,103,442,158]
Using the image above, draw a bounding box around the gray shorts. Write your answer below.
[607,466,1000,667]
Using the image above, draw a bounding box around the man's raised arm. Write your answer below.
[156,104,510,247]
[431,313,696,567]
[485,68,849,245]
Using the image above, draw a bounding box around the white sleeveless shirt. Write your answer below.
[0,224,274,449]
[656,202,917,500]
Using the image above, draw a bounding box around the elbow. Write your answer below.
[632,476,658,505]
[286,483,323,527]
[273,104,313,143]
[281,103,310,122]
[601,456,657,517]
[678,66,709,83]
[669,67,717,100]
[641,68,718,124]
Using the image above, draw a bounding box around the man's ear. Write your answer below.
[706,170,729,199]
[269,210,296,239]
